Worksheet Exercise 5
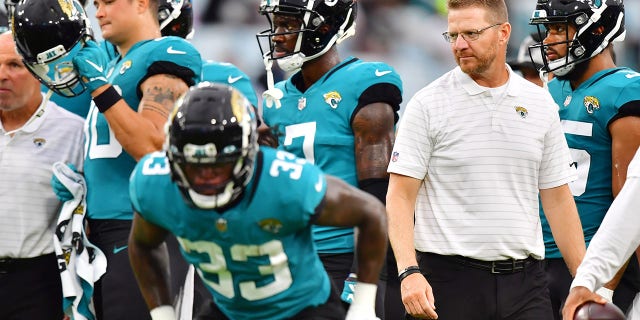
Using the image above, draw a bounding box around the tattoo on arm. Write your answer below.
[140,84,180,119]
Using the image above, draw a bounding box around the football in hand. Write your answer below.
[574,301,626,320]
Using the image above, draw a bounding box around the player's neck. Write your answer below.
[570,53,617,89]
[299,48,341,91]
[116,22,162,57]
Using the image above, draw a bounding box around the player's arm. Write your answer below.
[540,184,586,276]
[314,175,387,318]
[386,173,438,319]
[96,74,190,161]
[314,175,387,284]
[128,211,173,315]
[352,101,396,200]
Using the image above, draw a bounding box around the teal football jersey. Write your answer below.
[130,147,331,319]
[84,36,201,220]
[541,67,640,258]
[201,60,258,107]
[261,57,402,253]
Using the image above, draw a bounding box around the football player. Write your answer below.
[128,82,387,320]
[12,0,202,318]
[256,0,403,317]
[530,0,640,318]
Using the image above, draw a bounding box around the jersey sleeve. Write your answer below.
[144,37,202,86]
[201,61,259,107]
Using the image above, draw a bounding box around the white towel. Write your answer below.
[52,162,107,320]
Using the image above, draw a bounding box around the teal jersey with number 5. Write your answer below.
[541,67,640,258]
[84,36,201,220]
[130,147,331,319]
[262,57,402,254]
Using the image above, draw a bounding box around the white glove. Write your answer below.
[595,287,614,302]
[150,305,176,320]
[345,282,380,320]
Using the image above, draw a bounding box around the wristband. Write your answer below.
[595,287,614,302]
[150,305,176,320]
[93,85,122,113]
[398,265,421,282]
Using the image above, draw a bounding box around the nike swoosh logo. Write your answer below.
[167,46,186,55]
[85,59,104,73]
[315,175,323,192]
[375,69,392,77]
[227,75,243,84]
[113,245,128,254]
[626,73,640,79]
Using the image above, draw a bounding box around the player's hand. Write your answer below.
[401,273,438,319]
[72,40,109,93]
[562,286,607,320]
[51,163,78,202]
[341,273,358,304]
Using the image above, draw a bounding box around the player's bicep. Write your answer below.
[138,73,190,127]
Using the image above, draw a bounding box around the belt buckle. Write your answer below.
[490,260,518,274]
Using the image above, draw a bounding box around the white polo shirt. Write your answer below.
[0,94,84,258]
[388,66,576,261]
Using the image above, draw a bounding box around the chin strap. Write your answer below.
[261,54,283,109]
[540,69,550,91]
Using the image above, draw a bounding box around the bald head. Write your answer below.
[0,31,43,114]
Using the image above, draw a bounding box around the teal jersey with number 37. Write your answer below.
[129,147,332,319]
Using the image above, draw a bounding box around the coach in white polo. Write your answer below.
[385,1,586,319]
[0,31,84,318]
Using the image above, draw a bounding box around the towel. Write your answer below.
[52,162,107,320]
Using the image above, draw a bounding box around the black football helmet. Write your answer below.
[256,0,357,72]
[159,0,193,39]
[167,82,259,209]
[12,0,92,97]
[529,0,625,76]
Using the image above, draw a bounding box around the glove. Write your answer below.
[595,287,614,302]
[51,163,78,202]
[150,305,176,320]
[341,273,358,304]
[72,40,110,93]
[345,282,380,320]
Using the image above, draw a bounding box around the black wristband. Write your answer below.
[93,85,122,113]
[397,265,421,282]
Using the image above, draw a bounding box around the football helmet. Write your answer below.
[159,0,194,39]
[12,0,92,97]
[256,0,357,72]
[167,82,258,209]
[529,0,625,76]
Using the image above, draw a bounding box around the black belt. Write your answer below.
[0,253,56,274]
[451,255,539,274]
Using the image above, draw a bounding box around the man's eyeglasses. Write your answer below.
[442,23,502,43]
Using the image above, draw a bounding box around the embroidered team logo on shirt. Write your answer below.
[323,91,342,109]
[584,96,600,114]
[120,60,132,75]
[259,218,283,234]
[33,138,46,147]
[515,106,528,119]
